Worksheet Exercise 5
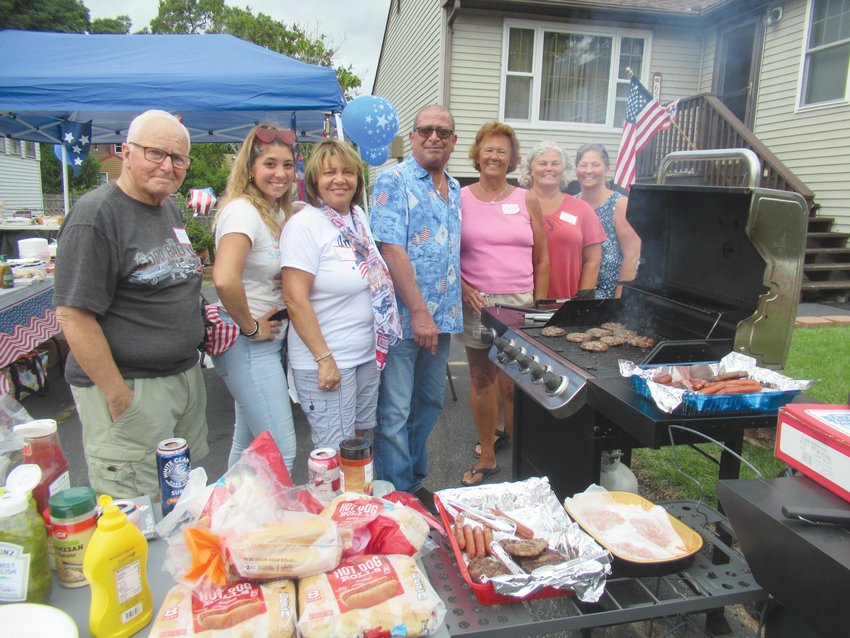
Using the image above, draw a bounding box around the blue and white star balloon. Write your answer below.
[342,95,399,148]
[359,144,390,167]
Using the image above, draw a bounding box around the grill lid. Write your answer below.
[624,184,807,368]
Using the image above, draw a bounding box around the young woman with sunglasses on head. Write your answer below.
[211,124,298,471]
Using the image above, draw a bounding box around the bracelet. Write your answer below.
[240,320,260,338]
[314,351,333,362]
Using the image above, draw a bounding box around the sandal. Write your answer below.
[461,464,500,487]
[473,428,510,459]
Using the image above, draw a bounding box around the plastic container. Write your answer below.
[83,494,152,638]
[0,603,78,637]
[0,254,13,289]
[49,487,97,588]
[0,465,51,603]
[339,437,373,494]
[14,420,71,514]
[17,237,49,262]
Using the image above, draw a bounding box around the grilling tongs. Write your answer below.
[440,499,517,535]
[781,505,850,526]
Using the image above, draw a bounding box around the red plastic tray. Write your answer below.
[434,493,574,606]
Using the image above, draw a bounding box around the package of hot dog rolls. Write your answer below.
[321,492,433,559]
[159,432,343,594]
[435,477,611,604]
[297,554,446,638]
[148,579,297,638]
[622,352,815,415]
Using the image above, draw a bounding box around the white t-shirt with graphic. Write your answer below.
[280,203,375,370]
[215,198,285,318]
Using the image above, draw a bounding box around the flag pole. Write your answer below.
[61,144,70,216]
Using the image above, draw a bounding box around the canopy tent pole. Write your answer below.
[61,144,70,216]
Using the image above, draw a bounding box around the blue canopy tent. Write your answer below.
[0,30,345,211]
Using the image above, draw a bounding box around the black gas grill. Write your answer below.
[483,171,808,499]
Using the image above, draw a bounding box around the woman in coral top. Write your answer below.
[459,121,548,486]
[519,141,606,300]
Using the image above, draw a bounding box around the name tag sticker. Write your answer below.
[559,212,578,225]
[502,203,520,215]
[173,227,191,244]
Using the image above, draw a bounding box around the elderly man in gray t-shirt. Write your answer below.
[55,109,208,499]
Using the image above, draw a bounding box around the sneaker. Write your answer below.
[414,487,437,515]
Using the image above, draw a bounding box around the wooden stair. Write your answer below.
[801,216,850,302]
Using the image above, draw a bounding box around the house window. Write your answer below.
[114,144,122,154]
[504,22,649,127]
[802,0,850,105]
[99,172,109,185]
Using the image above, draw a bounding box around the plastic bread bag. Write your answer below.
[148,579,297,638]
[0,393,30,485]
[297,554,446,638]
[160,431,342,594]
[320,492,435,559]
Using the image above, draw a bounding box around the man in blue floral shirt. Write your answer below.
[370,105,462,508]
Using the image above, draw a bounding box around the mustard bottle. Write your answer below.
[82,494,152,638]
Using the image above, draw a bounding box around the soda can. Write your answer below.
[308,447,340,497]
[156,437,191,516]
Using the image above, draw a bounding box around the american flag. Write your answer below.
[60,120,92,176]
[614,76,677,190]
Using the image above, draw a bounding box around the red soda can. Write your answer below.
[156,437,191,516]
[308,447,340,496]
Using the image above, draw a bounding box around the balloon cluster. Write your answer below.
[341,95,399,167]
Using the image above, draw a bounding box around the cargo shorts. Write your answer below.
[456,292,534,350]
[70,363,209,499]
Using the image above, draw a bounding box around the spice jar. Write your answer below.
[50,487,97,588]
[0,465,51,603]
[339,437,374,494]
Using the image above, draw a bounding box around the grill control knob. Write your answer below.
[501,340,522,364]
[543,371,568,396]
[517,353,537,374]
[529,360,549,383]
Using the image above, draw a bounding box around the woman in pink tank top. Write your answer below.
[458,121,549,486]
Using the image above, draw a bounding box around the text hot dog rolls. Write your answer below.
[148,579,297,638]
[297,554,446,638]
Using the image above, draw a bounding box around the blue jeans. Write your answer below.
[374,334,451,493]
[211,311,296,471]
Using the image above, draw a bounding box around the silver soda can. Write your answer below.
[308,447,340,496]
[156,437,190,516]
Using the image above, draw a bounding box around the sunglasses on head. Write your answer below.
[254,127,297,145]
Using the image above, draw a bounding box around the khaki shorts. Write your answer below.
[71,363,209,499]
[455,292,534,350]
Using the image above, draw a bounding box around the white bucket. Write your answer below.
[17,237,50,262]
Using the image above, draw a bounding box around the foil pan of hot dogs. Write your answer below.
[621,352,816,415]
[435,477,611,603]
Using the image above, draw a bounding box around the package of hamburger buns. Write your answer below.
[148,579,297,638]
[297,554,446,638]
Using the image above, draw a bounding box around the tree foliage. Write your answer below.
[181,144,231,197]
[39,144,101,196]
[91,15,132,34]
[0,0,89,31]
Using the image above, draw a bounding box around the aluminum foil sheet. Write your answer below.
[620,352,816,415]
[436,477,611,602]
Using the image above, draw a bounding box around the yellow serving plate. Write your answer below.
[564,491,703,565]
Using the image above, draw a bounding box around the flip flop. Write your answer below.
[461,464,500,487]
[473,429,510,459]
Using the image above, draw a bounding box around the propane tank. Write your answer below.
[600,449,639,493]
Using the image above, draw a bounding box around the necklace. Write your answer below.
[434,172,444,196]
[480,183,509,204]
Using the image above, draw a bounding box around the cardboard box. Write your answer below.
[775,404,850,502]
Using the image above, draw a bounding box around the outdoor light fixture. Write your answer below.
[765,5,783,26]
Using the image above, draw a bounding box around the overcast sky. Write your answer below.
[83,0,391,93]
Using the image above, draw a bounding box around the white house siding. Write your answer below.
[754,0,850,232]
[699,26,717,95]
[445,12,704,182]
[0,142,44,212]
[371,0,444,178]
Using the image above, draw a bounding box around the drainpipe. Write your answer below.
[442,0,461,107]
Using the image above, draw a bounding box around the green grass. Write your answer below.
[634,325,850,506]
